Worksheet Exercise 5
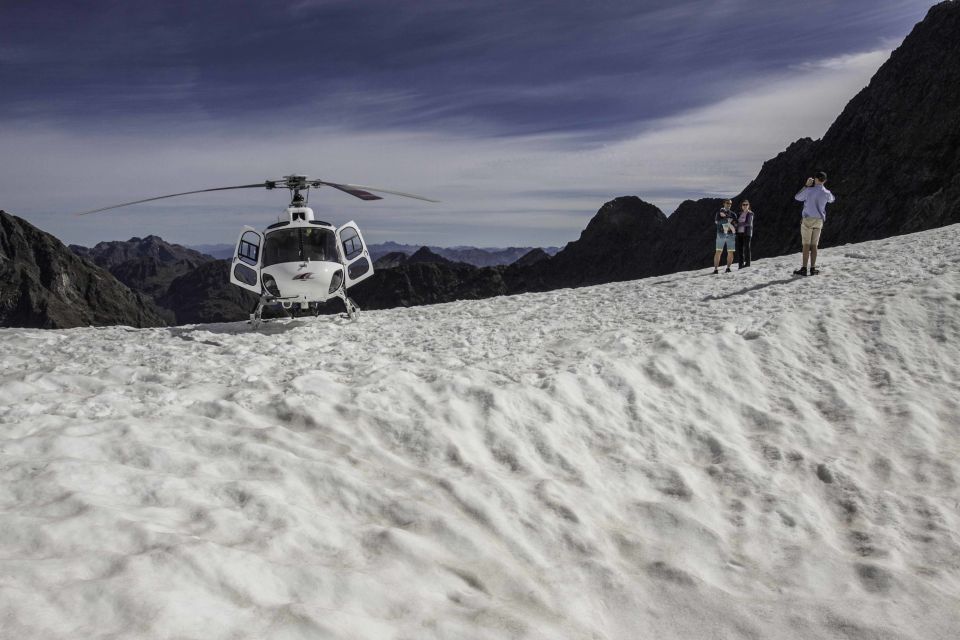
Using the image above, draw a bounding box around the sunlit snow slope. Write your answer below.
[2,225,959,640]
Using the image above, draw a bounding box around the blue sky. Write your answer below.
[0,0,936,248]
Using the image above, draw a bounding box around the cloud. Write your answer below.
[0,44,893,248]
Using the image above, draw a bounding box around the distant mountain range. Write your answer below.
[190,241,561,267]
[2,1,959,328]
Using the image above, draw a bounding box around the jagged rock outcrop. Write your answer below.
[0,212,167,329]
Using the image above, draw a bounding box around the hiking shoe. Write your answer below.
[793,267,808,276]
[712,268,719,274]
[809,267,820,275]
[725,267,732,273]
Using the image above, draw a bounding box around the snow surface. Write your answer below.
[2,225,959,640]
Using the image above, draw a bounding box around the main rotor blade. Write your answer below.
[316,181,440,203]
[74,183,272,216]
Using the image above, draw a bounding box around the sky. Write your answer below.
[0,0,937,249]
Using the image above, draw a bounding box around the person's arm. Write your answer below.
[825,189,835,204]
[794,188,809,202]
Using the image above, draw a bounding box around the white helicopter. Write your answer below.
[77,174,437,328]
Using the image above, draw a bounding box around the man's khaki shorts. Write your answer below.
[800,217,824,247]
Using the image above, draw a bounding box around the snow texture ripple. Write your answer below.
[2,225,959,639]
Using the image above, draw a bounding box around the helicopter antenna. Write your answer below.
[74,174,438,216]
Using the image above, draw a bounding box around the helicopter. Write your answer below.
[77,174,438,328]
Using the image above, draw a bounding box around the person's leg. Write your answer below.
[714,249,722,270]
[736,233,744,267]
[744,234,752,266]
[800,219,812,268]
[726,242,735,270]
[809,221,822,270]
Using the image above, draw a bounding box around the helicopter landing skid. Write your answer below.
[249,296,268,330]
[337,290,360,320]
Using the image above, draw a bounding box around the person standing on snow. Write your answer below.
[713,199,738,274]
[793,171,835,276]
[736,199,754,269]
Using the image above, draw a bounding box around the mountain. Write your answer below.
[71,236,214,302]
[512,247,550,267]
[373,251,409,269]
[350,261,507,310]
[188,243,235,259]
[157,259,259,325]
[0,211,167,329]
[367,242,561,267]
[518,196,668,290]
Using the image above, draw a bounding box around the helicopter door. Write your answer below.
[230,227,264,294]
[336,221,375,288]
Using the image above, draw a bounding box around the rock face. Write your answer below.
[0,211,167,329]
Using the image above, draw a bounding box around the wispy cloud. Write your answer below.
[0,1,934,247]
[2,43,893,248]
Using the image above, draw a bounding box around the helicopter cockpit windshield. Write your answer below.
[263,227,338,266]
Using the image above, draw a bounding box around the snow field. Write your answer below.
[1,225,959,639]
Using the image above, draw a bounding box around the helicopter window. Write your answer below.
[237,231,261,266]
[233,263,258,286]
[348,257,370,280]
[340,227,363,260]
[263,230,301,266]
[302,228,337,262]
[262,228,338,267]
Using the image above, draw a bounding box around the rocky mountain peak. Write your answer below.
[0,211,167,329]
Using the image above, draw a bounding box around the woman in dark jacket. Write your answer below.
[736,200,754,268]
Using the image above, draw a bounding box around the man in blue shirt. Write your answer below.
[793,171,835,276]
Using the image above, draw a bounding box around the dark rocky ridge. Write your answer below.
[0,212,167,329]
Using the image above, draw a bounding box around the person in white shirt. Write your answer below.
[793,171,835,276]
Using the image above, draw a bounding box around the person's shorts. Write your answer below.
[800,217,824,246]
[716,233,735,252]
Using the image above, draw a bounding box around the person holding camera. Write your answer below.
[793,171,835,276]
[736,200,754,269]
[713,199,738,274]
